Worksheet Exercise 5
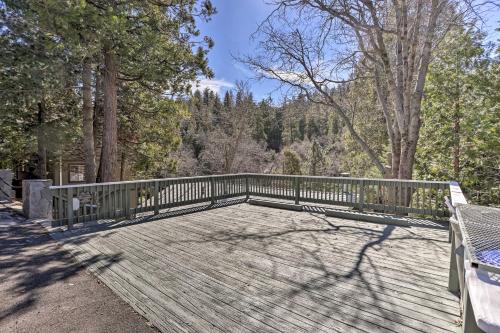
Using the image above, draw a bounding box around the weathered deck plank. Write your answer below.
[160,211,458,306]
[54,203,461,333]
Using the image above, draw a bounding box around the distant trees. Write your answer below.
[180,84,273,175]
[283,150,302,175]
[308,140,324,176]
[178,85,353,177]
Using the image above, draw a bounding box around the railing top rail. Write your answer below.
[49,173,450,190]
[449,181,468,207]
[244,173,450,184]
[49,173,245,190]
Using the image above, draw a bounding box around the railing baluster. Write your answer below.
[58,188,63,225]
[245,176,249,199]
[116,184,121,218]
[176,179,179,204]
[67,187,73,229]
[295,176,300,205]
[154,181,159,215]
[359,179,365,211]
[210,177,215,204]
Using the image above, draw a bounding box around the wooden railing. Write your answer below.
[51,174,247,228]
[51,173,450,228]
[247,174,449,216]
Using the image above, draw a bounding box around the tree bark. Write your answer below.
[36,100,47,179]
[453,52,461,181]
[96,148,104,182]
[453,103,460,180]
[100,46,119,182]
[94,64,103,149]
[120,150,126,181]
[94,64,104,182]
[82,57,96,183]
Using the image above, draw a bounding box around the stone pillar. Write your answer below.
[22,179,53,219]
[0,169,13,201]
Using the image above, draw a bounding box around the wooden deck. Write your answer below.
[53,203,461,333]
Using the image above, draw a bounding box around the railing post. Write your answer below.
[359,179,365,212]
[67,187,74,229]
[210,177,216,204]
[295,176,300,205]
[154,181,159,215]
[123,184,131,219]
[448,226,459,293]
[57,188,63,225]
[245,175,249,200]
[22,179,53,220]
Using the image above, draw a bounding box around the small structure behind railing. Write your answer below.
[50,173,450,228]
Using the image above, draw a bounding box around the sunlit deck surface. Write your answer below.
[54,203,460,333]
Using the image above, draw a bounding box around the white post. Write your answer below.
[22,179,53,219]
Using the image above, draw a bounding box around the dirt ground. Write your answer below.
[0,202,158,333]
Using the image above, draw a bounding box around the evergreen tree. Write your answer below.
[283,150,301,175]
[416,27,499,205]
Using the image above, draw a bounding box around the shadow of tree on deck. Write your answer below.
[56,198,247,235]
[165,206,455,332]
[36,201,457,332]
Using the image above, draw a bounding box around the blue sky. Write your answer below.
[195,0,278,101]
[195,0,500,102]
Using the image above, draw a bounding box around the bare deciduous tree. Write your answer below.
[198,82,272,174]
[245,0,477,179]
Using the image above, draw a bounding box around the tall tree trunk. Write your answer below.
[453,105,460,180]
[94,65,103,150]
[453,57,461,181]
[94,64,104,182]
[100,46,118,182]
[120,150,126,181]
[96,148,104,183]
[36,100,47,179]
[390,132,401,178]
[82,57,96,183]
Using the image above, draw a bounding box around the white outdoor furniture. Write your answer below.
[448,183,500,333]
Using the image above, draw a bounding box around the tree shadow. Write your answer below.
[0,206,122,323]
[152,206,455,331]
[55,198,247,237]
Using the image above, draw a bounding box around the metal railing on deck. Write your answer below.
[51,173,450,228]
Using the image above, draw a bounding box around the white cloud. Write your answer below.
[192,79,235,94]
[233,63,255,77]
[271,70,308,83]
